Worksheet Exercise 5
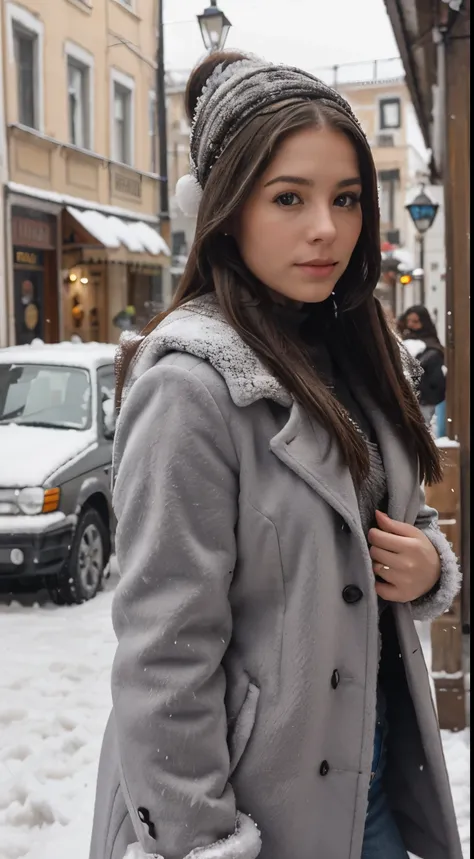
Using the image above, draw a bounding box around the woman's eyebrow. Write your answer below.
[264,175,362,188]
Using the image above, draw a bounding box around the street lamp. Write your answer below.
[405,185,439,305]
[198,1,232,52]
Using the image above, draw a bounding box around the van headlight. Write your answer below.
[17,488,60,515]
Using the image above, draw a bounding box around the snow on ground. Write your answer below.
[0,583,116,859]
[0,587,470,859]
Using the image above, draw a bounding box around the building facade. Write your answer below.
[331,61,443,320]
[1,0,170,346]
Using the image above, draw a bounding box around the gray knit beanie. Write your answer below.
[176,55,366,217]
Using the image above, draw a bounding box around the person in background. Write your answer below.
[397,305,446,430]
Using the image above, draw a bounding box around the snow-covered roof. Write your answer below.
[0,342,117,371]
[8,181,159,224]
[67,207,170,257]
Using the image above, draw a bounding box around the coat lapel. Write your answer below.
[270,390,419,533]
[270,402,364,539]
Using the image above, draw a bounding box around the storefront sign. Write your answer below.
[15,250,39,266]
[112,168,142,200]
[12,216,55,249]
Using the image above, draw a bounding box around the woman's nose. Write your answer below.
[305,206,337,244]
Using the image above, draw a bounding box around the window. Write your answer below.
[68,60,90,148]
[8,4,44,132]
[66,43,94,149]
[0,364,91,430]
[113,85,131,163]
[172,231,187,258]
[149,91,157,173]
[128,271,163,330]
[111,71,134,165]
[13,26,38,128]
[378,169,400,226]
[379,98,401,130]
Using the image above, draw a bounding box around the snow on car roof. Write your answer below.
[0,341,117,371]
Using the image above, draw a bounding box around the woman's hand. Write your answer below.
[368,510,441,603]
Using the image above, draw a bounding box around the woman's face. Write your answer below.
[234,125,363,304]
[406,313,422,331]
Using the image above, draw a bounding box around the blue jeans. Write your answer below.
[435,399,446,438]
[361,720,409,859]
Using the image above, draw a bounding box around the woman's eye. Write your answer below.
[275,192,301,207]
[334,193,361,208]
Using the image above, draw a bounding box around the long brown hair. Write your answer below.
[117,50,441,485]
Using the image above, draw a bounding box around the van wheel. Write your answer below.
[48,508,109,605]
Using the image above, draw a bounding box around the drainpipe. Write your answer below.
[432,25,447,179]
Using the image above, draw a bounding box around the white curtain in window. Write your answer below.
[114,87,128,163]
[382,102,399,129]
[68,63,86,147]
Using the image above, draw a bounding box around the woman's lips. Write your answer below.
[295,262,338,278]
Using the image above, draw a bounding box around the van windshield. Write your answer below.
[0,364,92,430]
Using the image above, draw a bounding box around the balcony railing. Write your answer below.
[166,57,405,94]
[310,57,405,88]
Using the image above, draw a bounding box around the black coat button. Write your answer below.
[342,585,363,604]
[319,760,330,776]
[341,520,351,533]
[331,669,340,689]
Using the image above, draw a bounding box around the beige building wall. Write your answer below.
[3,0,159,214]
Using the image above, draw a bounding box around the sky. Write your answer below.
[164,0,400,75]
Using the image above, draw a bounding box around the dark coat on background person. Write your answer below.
[89,297,462,859]
[402,338,446,406]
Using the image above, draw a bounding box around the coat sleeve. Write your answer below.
[410,485,461,621]
[110,361,262,859]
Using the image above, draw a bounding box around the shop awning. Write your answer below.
[64,207,170,265]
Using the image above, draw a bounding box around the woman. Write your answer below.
[90,53,462,859]
[397,306,446,429]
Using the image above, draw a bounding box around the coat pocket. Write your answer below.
[228,679,260,776]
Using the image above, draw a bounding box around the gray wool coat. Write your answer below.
[89,296,462,859]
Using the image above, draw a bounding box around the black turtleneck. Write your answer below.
[270,301,374,442]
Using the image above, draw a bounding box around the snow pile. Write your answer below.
[415,621,470,855]
[0,591,469,859]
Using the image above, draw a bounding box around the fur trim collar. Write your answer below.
[121,295,292,409]
[119,294,421,410]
